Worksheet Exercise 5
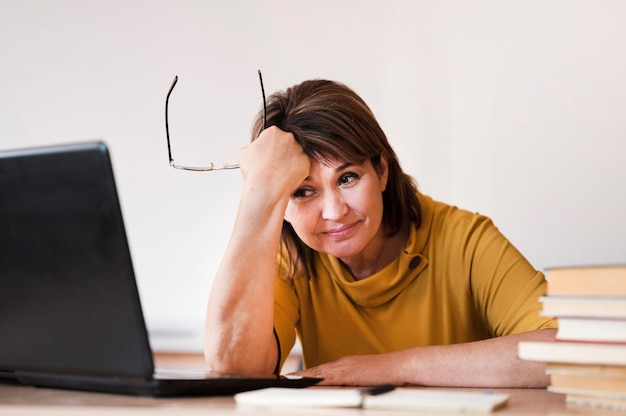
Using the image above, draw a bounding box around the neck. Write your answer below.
[341,229,409,281]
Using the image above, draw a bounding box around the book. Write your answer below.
[540,296,626,319]
[234,387,510,412]
[565,393,626,411]
[518,341,626,366]
[546,358,626,409]
[365,388,509,412]
[548,362,626,378]
[554,317,626,343]
[526,269,626,411]
[549,374,626,398]
[545,265,626,296]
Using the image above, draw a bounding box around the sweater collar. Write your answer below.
[319,192,433,307]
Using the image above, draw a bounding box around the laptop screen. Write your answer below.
[0,142,154,380]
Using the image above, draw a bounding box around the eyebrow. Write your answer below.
[336,162,353,171]
[302,162,354,182]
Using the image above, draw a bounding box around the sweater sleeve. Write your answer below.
[462,215,557,336]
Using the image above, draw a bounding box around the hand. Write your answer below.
[238,126,310,199]
[290,354,405,387]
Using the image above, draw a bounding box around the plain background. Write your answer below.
[2,0,625,352]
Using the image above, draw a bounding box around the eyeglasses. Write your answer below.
[165,70,267,171]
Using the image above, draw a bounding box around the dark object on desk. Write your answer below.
[360,384,396,396]
[0,141,321,396]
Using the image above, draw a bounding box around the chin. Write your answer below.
[323,243,366,260]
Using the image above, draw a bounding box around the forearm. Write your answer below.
[297,328,556,388]
[399,329,556,388]
[204,185,287,374]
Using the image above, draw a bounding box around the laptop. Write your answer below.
[0,141,320,396]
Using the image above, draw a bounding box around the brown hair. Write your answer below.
[250,79,421,279]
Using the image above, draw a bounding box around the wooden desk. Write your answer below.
[0,353,577,415]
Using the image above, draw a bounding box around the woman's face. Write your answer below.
[284,156,389,261]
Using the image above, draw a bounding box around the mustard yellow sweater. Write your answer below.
[273,192,556,370]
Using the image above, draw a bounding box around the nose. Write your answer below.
[320,190,349,221]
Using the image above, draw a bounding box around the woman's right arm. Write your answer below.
[204,126,309,375]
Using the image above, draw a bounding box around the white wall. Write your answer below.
[2,0,625,351]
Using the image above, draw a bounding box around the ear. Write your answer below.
[377,154,389,192]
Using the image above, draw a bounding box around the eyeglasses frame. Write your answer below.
[164,70,267,171]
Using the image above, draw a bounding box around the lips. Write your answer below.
[322,222,358,239]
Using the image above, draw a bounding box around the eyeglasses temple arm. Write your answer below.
[165,75,178,164]
[258,70,267,130]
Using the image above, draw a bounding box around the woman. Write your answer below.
[205,79,557,387]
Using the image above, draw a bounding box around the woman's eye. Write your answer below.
[338,172,359,187]
[292,187,316,198]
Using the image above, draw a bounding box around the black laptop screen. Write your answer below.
[0,142,153,380]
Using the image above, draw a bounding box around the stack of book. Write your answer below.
[518,265,626,411]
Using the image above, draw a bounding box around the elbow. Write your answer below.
[203,339,241,374]
[204,340,277,376]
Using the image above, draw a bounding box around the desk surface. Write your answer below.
[0,353,578,415]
